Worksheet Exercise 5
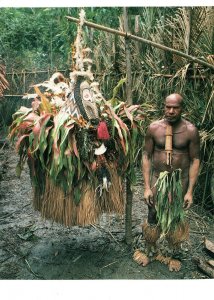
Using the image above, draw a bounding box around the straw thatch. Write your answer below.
[32,161,124,226]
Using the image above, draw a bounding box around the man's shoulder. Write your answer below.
[182,119,199,141]
[149,119,165,129]
[147,119,165,136]
[183,119,198,132]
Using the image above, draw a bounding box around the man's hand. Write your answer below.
[183,192,193,210]
[143,188,154,206]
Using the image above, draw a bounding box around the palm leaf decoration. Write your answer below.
[9,74,145,225]
[155,169,185,235]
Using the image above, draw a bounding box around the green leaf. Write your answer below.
[73,186,81,205]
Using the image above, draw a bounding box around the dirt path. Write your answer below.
[0,143,213,280]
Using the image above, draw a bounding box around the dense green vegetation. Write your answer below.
[0,7,122,70]
[0,7,213,211]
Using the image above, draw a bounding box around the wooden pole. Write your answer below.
[211,173,214,208]
[186,8,192,55]
[123,7,133,245]
[66,15,214,71]
[6,71,211,78]
[5,70,67,75]
[3,95,24,97]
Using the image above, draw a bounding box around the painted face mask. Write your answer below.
[79,80,98,120]
[81,81,93,102]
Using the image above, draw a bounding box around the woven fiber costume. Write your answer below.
[9,10,145,227]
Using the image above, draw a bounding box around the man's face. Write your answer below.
[164,97,182,123]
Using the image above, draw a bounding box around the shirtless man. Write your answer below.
[141,93,200,270]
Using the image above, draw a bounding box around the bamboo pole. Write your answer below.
[165,124,173,166]
[3,95,24,97]
[66,15,214,71]
[210,173,214,212]
[5,70,67,75]
[6,70,212,79]
[4,72,211,98]
[186,7,192,56]
[123,7,133,245]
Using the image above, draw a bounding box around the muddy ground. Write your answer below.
[0,141,214,280]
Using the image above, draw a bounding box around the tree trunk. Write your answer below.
[211,173,214,209]
[185,7,192,55]
[123,7,133,245]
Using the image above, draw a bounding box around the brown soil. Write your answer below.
[0,142,214,280]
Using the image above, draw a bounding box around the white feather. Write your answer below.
[94,143,107,155]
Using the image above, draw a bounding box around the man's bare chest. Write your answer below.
[153,127,189,151]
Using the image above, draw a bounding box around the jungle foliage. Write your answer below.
[0,7,121,70]
[0,6,213,211]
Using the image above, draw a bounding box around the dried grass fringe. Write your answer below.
[166,221,189,246]
[142,222,161,244]
[95,161,124,214]
[32,164,124,226]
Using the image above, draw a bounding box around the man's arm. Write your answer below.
[142,125,154,206]
[184,126,200,209]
